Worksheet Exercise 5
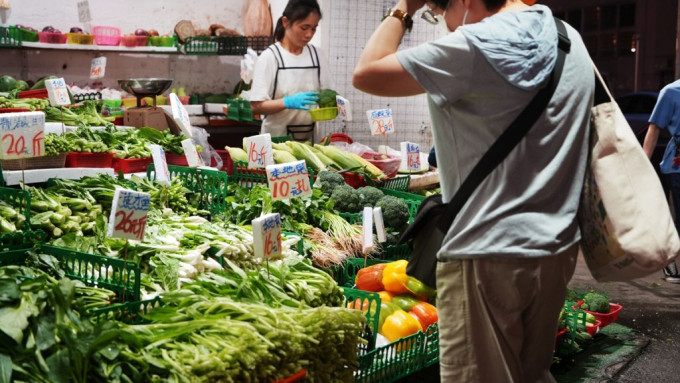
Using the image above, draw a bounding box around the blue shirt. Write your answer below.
[650,79,680,173]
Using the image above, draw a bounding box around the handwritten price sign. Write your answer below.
[266,160,312,200]
[45,78,71,107]
[170,93,193,138]
[90,57,106,80]
[252,213,282,260]
[107,188,150,241]
[366,108,394,135]
[0,0,10,9]
[401,142,421,171]
[0,111,45,160]
[246,133,273,169]
[150,144,171,185]
[337,95,352,122]
[77,1,91,22]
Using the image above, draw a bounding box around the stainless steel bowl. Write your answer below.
[118,78,173,97]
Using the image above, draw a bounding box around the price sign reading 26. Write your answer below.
[0,111,45,160]
[366,108,394,136]
[266,160,312,200]
[107,188,151,242]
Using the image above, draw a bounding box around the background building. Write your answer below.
[541,0,678,96]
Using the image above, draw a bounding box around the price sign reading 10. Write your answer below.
[265,160,312,200]
[0,111,45,160]
[107,188,150,241]
[252,213,282,260]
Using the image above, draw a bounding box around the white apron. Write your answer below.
[262,44,321,141]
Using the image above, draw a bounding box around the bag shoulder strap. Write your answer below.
[436,18,570,228]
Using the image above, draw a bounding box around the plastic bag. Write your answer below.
[190,126,222,169]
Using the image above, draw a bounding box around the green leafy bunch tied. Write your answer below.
[319,88,338,108]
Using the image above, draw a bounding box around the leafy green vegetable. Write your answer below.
[318,88,338,108]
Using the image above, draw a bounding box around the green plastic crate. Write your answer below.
[422,323,440,367]
[376,175,410,191]
[147,164,229,216]
[0,244,141,302]
[91,297,162,324]
[183,35,247,55]
[227,98,253,122]
[333,257,389,288]
[0,186,31,222]
[231,161,315,190]
[355,330,427,383]
[0,26,21,47]
[0,229,46,251]
[343,287,381,353]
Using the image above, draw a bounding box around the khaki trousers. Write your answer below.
[436,246,578,383]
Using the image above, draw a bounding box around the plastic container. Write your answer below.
[583,303,623,327]
[65,152,115,168]
[376,174,411,191]
[321,133,354,144]
[148,35,176,47]
[102,99,123,117]
[66,33,94,45]
[38,31,67,44]
[309,107,338,122]
[92,25,121,46]
[183,35,247,55]
[165,153,189,166]
[213,149,231,172]
[121,97,138,108]
[362,151,401,179]
[112,157,153,174]
[17,27,39,42]
[0,26,21,47]
[586,320,602,337]
[121,35,148,47]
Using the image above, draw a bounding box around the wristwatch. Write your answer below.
[382,8,413,32]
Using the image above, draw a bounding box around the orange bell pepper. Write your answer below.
[409,301,438,331]
[355,262,388,292]
[380,308,423,342]
[377,290,394,302]
[381,260,409,294]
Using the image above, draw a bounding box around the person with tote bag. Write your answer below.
[353,0,594,381]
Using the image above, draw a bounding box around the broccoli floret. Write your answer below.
[331,185,362,213]
[319,88,338,108]
[565,288,581,303]
[357,186,384,207]
[316,170,346,195]
[376,195,410,232]
[581,292,610,313]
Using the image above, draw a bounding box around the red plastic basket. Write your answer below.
[121,35,148,47]
[213,149,232,173]
[555,328,568,349]
[341,172,366,188]
[93,26,121,46]
[586,320,602,337]
[65,152,114,168]
[362,151,401,178]
[321,133,354,144]
[112,157,153,173]
[18,89,48,99]
[38,31,67,44]
[165,153,189,166]
[271,369,306,383]
[583,303,622,328]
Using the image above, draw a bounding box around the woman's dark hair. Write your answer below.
[274,0,322,41]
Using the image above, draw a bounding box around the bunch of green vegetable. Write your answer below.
[0,96,48,110]
[581,292,610,313]
[44,101,114,128]
[318,88,338,108]
[0,199,26,234]
[44,133,72,156]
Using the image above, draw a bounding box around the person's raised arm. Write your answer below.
[353,0,426,97]
[642,123,661,159]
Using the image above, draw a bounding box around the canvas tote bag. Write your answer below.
[578,67,680,281]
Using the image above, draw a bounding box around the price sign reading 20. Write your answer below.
[266,160,312,200]
[107,188,151,241]
[0,111,45,160]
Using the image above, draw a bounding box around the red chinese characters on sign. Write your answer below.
[107,189,150,241]
[253,213,282,260]
[0,112,45,160]
[266,160,312,200]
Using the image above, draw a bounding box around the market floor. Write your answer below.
[397,255,680,383]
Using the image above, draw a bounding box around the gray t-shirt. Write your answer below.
[397,7,594,260]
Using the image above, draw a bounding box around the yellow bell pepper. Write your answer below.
[380,308,423,342]
[381,260,409,294]
[377,290,394,302]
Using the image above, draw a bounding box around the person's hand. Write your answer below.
[400,0,427,14]
[283,91,319,110]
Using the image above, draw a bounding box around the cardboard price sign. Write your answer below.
[0,0,11,9]
[150,144,171,185]
[252,213,282,260]
[181,138,203,167]
[337,95,352,122]
[246,133,273,168]
[77,1,92,22]
[170,93,193,138]
[401,142,421,171]
[45,78,71,107]
[362,207,374,253]
[366,108,394,135]
[0,111,45,160]
[107,188,150,241]
[90,57,107,80]
[266,160,312,200]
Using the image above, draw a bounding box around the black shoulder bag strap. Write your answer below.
[435,18,570,229]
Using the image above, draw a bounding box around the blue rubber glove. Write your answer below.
[283,91,319,110]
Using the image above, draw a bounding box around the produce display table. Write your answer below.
[1,167,115,185]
